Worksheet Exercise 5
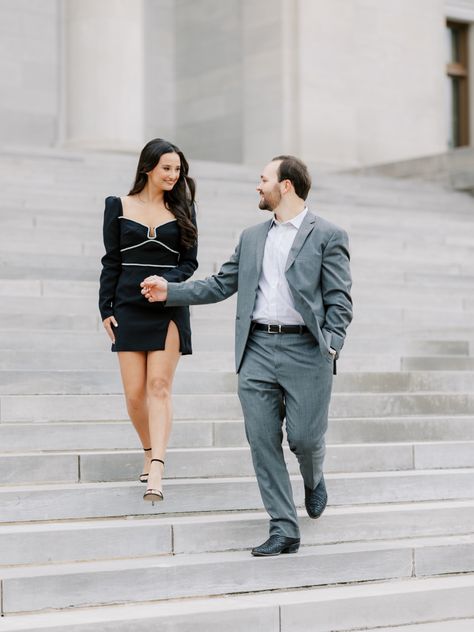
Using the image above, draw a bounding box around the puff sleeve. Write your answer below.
[98,196,121,320]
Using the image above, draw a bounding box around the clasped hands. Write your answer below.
[140,275,168,302]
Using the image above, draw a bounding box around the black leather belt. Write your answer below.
[252,322,309,334]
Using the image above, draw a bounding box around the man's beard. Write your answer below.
[258,189,280,211]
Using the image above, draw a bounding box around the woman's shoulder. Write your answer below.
[105,195,122,206]
[102,196,123,228]
[104,195,123,214]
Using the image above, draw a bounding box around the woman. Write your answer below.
[99,138,198,504]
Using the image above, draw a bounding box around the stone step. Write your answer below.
[1,499,473,565]
[1,149,473,630]
[1,416,473,453]
[0,575,472,632]
[0,313,101,331]
[0,349,404,373]
[2,295,474,327]
[3,370,474,395]
[0,332,469,362]
[5,228,474,268]
[2,440,473,485]
[2,327,470,355]
[0,321,474,359]
[370,621,474,632]
[402,356,474,371]
[4,256,473,286]
[1,201,469,231]
[0,265,98,282]
[2,278,472,310]
[0,370,235,395]
[3,391,474,422]
[2,194,471,223]
[1,534,473,614]
[1,311,469,340]
[2,469,474,523]
[406,271,474,288]
[189,305,474,328]
[6,206,473,241]
[1,312,473,339]
[0,332,236,354]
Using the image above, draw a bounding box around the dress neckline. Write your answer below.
[118,197,177,231]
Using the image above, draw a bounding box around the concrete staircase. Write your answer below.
[352,146,474,194]
[0,147,474,631]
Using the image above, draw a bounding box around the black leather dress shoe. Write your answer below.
[305,475,328,519]
[251,535,300,557]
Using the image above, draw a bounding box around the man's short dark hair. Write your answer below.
[272,155,312,200]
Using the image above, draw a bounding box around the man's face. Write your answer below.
[256,161,282,212]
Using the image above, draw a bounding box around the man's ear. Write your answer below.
[283,179,292,195]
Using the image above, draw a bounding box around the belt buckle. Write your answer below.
[267,324,281,333]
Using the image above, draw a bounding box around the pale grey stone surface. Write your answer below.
[175,0,243,162]
[1,149,474,627]
[0,420,214,452]
[2,471,474,524]
[144,0,175,143]
[0,453,78,485]
[0,519,172,566]
[0,1,60,147]
[416,539,474,576]
[3,391,474,422]
[0,577,473,630]
[280,578,474,631]
[1,545,413,613]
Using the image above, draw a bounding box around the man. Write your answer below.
[141,156,352,556]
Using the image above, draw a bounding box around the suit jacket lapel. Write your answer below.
[285,212,317,272]
[254,219,273,280]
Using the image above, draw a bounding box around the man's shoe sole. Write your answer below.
[251,544,300,557]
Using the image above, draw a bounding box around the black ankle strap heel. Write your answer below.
[143,459,165,505]
[139,448,152,484]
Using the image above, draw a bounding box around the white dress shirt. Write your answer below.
[252,207,308,325]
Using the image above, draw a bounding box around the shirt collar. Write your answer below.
[271,206,308,229]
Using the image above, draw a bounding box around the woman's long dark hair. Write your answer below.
[128,138,197,249]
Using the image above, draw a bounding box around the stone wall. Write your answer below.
[144,0,175,144]
[297,0,448,168]
[2,0,474,167]
[174,0,243,162]
[0,0,60,146]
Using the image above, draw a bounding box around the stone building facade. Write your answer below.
[1,0,474,168]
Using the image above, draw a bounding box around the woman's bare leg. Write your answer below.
[117,351,152,477]
[146,321,181,493]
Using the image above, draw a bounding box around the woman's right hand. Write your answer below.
[102,316,118,343]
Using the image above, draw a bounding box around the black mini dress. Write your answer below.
[98,196,198,353]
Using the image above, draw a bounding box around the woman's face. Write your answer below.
[147,152,181,191]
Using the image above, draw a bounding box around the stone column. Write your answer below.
[143,0,176,143]
[0,0,60,146]
[174,0,243,162]
[174,0,298,164]
[64,0,145,150]
[241,0,300,165]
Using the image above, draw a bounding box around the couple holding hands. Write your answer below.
[99,138,352,557]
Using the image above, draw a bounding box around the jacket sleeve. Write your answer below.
[160,203,198,283]
[321,228,353,354]
[166,235,241,306]
[98,196,121,320]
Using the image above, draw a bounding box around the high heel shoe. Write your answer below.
[139,448,152,484]
[143,459,164,504]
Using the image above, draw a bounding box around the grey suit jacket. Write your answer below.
[166,211,353,373]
